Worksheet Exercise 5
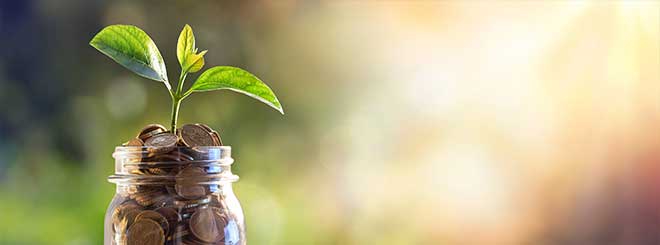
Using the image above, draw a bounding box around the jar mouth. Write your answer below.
[113,146,231,161]
[108,173,239,185]
[113,145,231,155]
[110,145,237,185]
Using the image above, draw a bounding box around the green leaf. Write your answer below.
[90,25,170,89]
[189,66,284,114]
[185,50,207,73]
[177,24,196,68]
[177,25,206,73]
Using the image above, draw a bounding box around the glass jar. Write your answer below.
[104,146,245,245]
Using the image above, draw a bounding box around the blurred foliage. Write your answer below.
[0,1,326,244]
[1,1,659,244]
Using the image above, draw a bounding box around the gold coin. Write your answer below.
[194,123,222,146]
[155,207,181,232]
[175,166,208,199]
[174,196,211,210]
[133,195,152,207]
[136,210,169,235]
[126,218,165,245]
[210,131,222,146]
[130,188,168,207]
[189,207,227,243]
[152,193,172,207]
[144,168,168,175]
[137,124,167,141]
[113,205,141,233]
[194,123,214,133]
[179,124,215,147]
[168,224,189,241]
[144,133,178,153]
[124,137,144,147]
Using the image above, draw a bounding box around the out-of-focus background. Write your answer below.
[0,1,659,244]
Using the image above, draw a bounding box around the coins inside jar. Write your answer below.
[111,123,235,244]
[112,202,142,232]
[175,166,209,199]
[126,218,165,245]
[135,210,170,235]
[155,207,181,232]
[189,207,228,243]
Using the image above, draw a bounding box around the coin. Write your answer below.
[113,207,141,233]
[144,133,178,153]
[174,196,211,210]
[124,137,144,147]
[195,123,222,146]
[210,131,222,146]
[155,207,181,232]
[130,188,168,207]
[126,165,144,175]
[126,218,165,245]
[136,210,169,235]
[144,167,168,175]
[179,124,215,147]
[168,224,189,241]
[189,207,227,243]
[175,166,209,199]
[152,151,194,162]
[137,124,167,141]
[194,123,214,134]
[114,223,129,244]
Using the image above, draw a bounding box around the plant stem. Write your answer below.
[177,72,187,96]
[170,98,181,132]
[170,71,188,132]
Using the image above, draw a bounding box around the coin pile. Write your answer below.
[125,123,222,149]
[111,123,238,245]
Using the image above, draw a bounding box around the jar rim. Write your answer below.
[113,145,231,152]
[110,145,237,184]
[108,173,239,184]
[112,146,232,159]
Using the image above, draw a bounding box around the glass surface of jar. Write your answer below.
[104,146,245,245]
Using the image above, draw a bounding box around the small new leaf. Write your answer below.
[189,66,284,114]
[177,24,195,67]
[90,25,170,89]
[185,50,207,73]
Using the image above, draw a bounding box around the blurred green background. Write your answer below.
[1,1,659,244]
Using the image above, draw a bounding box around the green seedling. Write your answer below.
[90,24,283,132]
